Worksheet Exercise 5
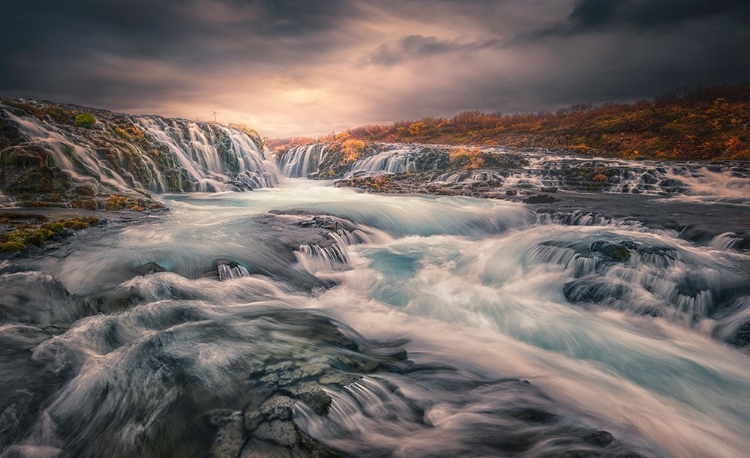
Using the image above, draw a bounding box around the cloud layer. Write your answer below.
[2,0,749,137]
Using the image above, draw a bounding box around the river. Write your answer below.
[1,178,749,458]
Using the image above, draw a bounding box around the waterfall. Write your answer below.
[0,108,143,193]
[0,102,278,194]
[217,263,250,281]
[348,147,417,176]
[277,144,330,177]
[137,117,277,191]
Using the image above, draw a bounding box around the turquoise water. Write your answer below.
[3,178,749,457]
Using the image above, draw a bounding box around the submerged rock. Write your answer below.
[728,321,750,348]
[131,262,167,276]
[523,193,557,204]
[590,241,632,262]
[0,271,91,326]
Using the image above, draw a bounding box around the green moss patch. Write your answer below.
[0,216,102,253]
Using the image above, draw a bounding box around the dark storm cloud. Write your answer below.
[0,0,360,102]
[365,35,502,66]
[529,0,750,38]
[1,0,749,137]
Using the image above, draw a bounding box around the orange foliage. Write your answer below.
[591,174,609,182]
[449,147,486,170]
[269,83,750,161]
[341,139,366,163]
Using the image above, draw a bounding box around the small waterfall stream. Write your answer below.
[277,143,330,177]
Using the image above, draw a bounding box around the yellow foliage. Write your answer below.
[408,122,426,136]
[105,195,130,211]
[341,139,366,163]
[449,147,485,170]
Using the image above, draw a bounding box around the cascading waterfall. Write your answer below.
[138,117,278,191]
[436,169,505,184]
[0,108,142,193]
[278,142,750,203]
[347,147,418,176]
[296,242,350,272]
[217,263,250,281]
[277,143,330,177]
[0,102,278,194]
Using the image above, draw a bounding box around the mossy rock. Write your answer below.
[0,217,101,253]
[71,199,98,210]
[40,222,65,234]
[105,194,130,211]
[74,113,96,127]
[591,241,631,262]
[0,241,25,252]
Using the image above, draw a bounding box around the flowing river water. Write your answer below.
[1,177,749,458]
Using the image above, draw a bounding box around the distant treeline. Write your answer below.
[269,83,750,160]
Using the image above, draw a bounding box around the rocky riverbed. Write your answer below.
[2,103,750,457]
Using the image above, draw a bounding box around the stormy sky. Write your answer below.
[2,0,749,137]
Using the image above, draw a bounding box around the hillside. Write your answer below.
[269,83,750,161]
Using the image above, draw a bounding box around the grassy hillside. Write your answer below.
[270,83,750,160]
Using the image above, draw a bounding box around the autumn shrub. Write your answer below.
[115,128,132,140]
[449,147,486,170]
[268,83,750,161]
[341,139,366,163]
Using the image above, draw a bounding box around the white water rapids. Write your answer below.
[2,178,748,457]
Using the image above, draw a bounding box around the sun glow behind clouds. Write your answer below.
[1,0,748,137]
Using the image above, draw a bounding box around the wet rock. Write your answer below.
[563,280,628,305]
[0,403,22,443]
[73,184,97,196]
[240,440,293,458]
[524,194,557,204]
[297,388,332,416]
[582,430,615,447]
[0,148,70,194]
[590,241,631,262]
[728,321,750,348]
[254,420,299,447]
[260,396,296,422]
[296,216,336,230]
[208,410,246,458]
[0,446,63,458]
[131,262,167,276]
[508,407,558,424]
[0,272,91,326]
